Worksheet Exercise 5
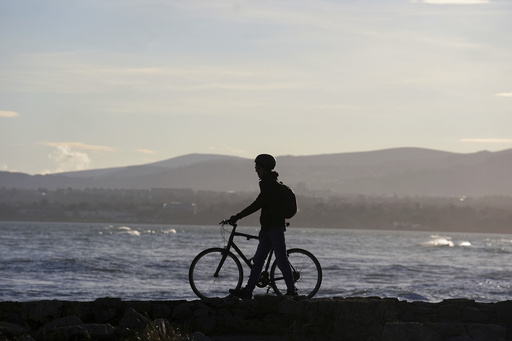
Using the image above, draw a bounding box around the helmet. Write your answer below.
[255,154,276,171]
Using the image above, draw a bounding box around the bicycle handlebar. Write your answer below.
[219,219,237,228]
[220,219,259,240]
[220,219,290,228]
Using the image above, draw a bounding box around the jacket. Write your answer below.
[235,171,286,229]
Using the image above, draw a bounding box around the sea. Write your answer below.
[1,221,512,303]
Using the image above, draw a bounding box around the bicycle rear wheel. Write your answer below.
[270,248,322,298]
[189,247,243,299]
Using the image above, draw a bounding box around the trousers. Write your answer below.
[245,227,295,292]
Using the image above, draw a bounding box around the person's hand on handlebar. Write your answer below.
[219,215,238,226]
[228,215,238,225]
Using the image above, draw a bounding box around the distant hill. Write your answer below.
[1,148,512,197]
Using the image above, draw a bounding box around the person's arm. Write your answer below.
[229,183,264,224]
[234,195,262,220]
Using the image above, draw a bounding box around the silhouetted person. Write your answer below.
[228,154,296,299]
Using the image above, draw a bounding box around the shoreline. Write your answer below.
[1,297,511,340]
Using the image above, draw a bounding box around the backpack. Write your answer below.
[278,181,298,219]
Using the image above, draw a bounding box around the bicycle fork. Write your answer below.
[214,248,231,278]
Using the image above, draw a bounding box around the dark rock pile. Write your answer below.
[1,296,511,340]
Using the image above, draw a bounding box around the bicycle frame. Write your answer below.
[216,223,283,293]
[216,224,259,273]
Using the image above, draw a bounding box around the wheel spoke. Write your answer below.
[189,248,243,299]
[270,248,322,298]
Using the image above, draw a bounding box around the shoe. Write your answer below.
[285,289,298,297]
[229,288,252,299]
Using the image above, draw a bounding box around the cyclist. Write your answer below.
[227,154,297,299]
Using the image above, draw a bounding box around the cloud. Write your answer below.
[0,110,19,118]
[136,148,157,154]
[460,138,512,144]
[39,141,115,173]
[496,92,512,98]
[48,145,91,173]
[412,0,490,3]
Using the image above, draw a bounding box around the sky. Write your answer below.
[1,0,511,175]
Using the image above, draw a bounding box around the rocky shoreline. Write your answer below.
[1,296,511,340]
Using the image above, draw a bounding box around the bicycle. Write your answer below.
[189,220,322,299]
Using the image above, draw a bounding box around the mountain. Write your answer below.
[56,154,244,178]
[1,148,512,197]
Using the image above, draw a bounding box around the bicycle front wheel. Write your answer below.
[189,247,243,299]
[270,248,322,298]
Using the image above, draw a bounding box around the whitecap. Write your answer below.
[458,241,471,247]
[426,237,454,247]
[116,226,141,236]
[164,228,177,234]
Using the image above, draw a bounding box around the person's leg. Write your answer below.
[230,229,271,298]
[244,229,272,291]
[268,227,296,294]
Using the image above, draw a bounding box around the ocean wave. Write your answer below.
[422,236,471,248]
[117,226,141,236]
[3,222,512,302]
[425,235,454,247]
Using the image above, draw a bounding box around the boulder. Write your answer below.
[81,324,115,339]
[0,321,29,337]
[118,307,150,330]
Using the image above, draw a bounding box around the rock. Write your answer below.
[46,325,90,341]
[194,302,214,318]
[494,300,512,319]
[93,297,123,308]
[382,322,438,341]
[118,307,150,330]
[91,297,124,324]
[150,302,173,319]
[91,306,117,324]
[19,335,36,341]
[465,323,506,340]
[172,303,194,320]
[191,331,212,341]
[0,321,29,337]
[278,298,301,316]
[439,304,462,320]
[408,301,436,323]
[0,302,23,325]
[287,298,401,340]
[194,315,216,333]
[82,323,115,339]
[23,301,64,326]
[35,315,84,341]
[463,307,489,323]
[383,322,506,341]
[42,315,83,330]
[442,298,476,307]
